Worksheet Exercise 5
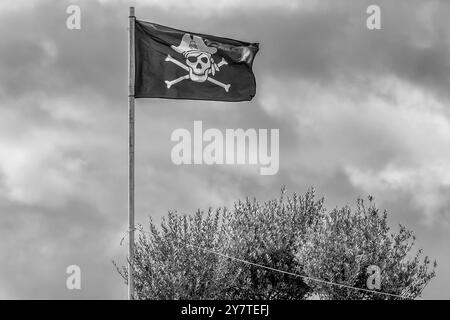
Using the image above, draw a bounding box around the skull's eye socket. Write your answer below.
[187,56,198,63]
[201,57,208,63]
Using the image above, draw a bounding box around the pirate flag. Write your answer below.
[134,20,259,101]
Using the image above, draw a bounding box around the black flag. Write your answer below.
[134,20,259,101]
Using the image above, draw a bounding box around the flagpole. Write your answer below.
[128,6,136,300]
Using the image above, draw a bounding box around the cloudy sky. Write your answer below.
[0,0,449,299]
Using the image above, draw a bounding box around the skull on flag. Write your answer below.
[185,51,213,82]
[164,34,231,91]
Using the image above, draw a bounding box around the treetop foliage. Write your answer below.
[115,187,436,300]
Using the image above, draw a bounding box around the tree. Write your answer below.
[295,197,437,300]
[222,188,323,299]
[115,188,436,300]
[116,209,230,299]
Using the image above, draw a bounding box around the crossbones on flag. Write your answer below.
[134,20,259,101]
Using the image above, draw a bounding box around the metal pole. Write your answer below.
[128,6,135,300]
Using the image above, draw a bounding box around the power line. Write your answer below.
[183,242,412,300]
